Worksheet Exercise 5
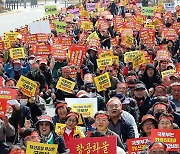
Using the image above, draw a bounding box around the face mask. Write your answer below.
[20,99,28,106]
[14,64,21,71]
[29,60,34,65]
[6,112,13,118]
[39,65,46,71]
[88,92,96,98]
[31,68,39,77]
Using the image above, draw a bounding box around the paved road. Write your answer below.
[0,1,66,36]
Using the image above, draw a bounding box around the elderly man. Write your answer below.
[106,97,135,149]
[93,111,125,150]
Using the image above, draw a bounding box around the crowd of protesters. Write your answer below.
[0,0,180,153]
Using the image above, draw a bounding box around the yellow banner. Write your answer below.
[81,21,93,31]
[94,72,111,92]
[9,47,25,60]
[161,69,176,78]
[98,8,104,13]
[26,141,58,154]
[136,16,144,24]
[120,0,129,6]
[56,77,75,94]
[154,6,163,13]
[99,50,114,59]
[132,52,146,69]
[124,35,134,47]
[16,76,37,97]
[55,123,66,134]
[80,10,90,18]
[124,50,141,63]
[96,57,113,70]
[144,24,155,30]
[87,31,99,42]
[4,32,19,41]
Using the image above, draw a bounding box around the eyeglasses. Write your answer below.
[106,70,113,72]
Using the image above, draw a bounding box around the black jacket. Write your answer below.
[106,129,125,150]
[26,102,42,124]
[26,71,46,92]
[140,64,162,90]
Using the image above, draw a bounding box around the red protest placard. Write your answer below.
[52,37,61,45]
[69,136,116,154]
[110,37,119,48]
[0,88,17,100]
[36,33,48,42]
[35,44,52,56]
[172,22,180,32]
[78,32,88,45]
[113,15,124,32]
[160,44,168,50]
[97,19,109,30]
[27,34,37,44]
[88,39,100,49]
[162,28,177,42]
[52,44,67,60]
[59,36,73,47]
[151,129,180,151]
[123,18,136,30]
[156,50,171,61]
[140,28,155,45]
[69,45,86,66]
[127,137,150,154]
[0,99,7,118]
[17,26,29,35]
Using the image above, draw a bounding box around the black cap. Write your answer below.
[85,82,96,89]
[134,83,146,91]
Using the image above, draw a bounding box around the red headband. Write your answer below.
[149,145,166,153]
[66,113,79,119]
[95,114,109,120]
[56,103,67,108]
[159,115,174,123]
[155,85,166,91]
[154,104,167,110]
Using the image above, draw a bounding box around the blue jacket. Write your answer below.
[4,63,30,79]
